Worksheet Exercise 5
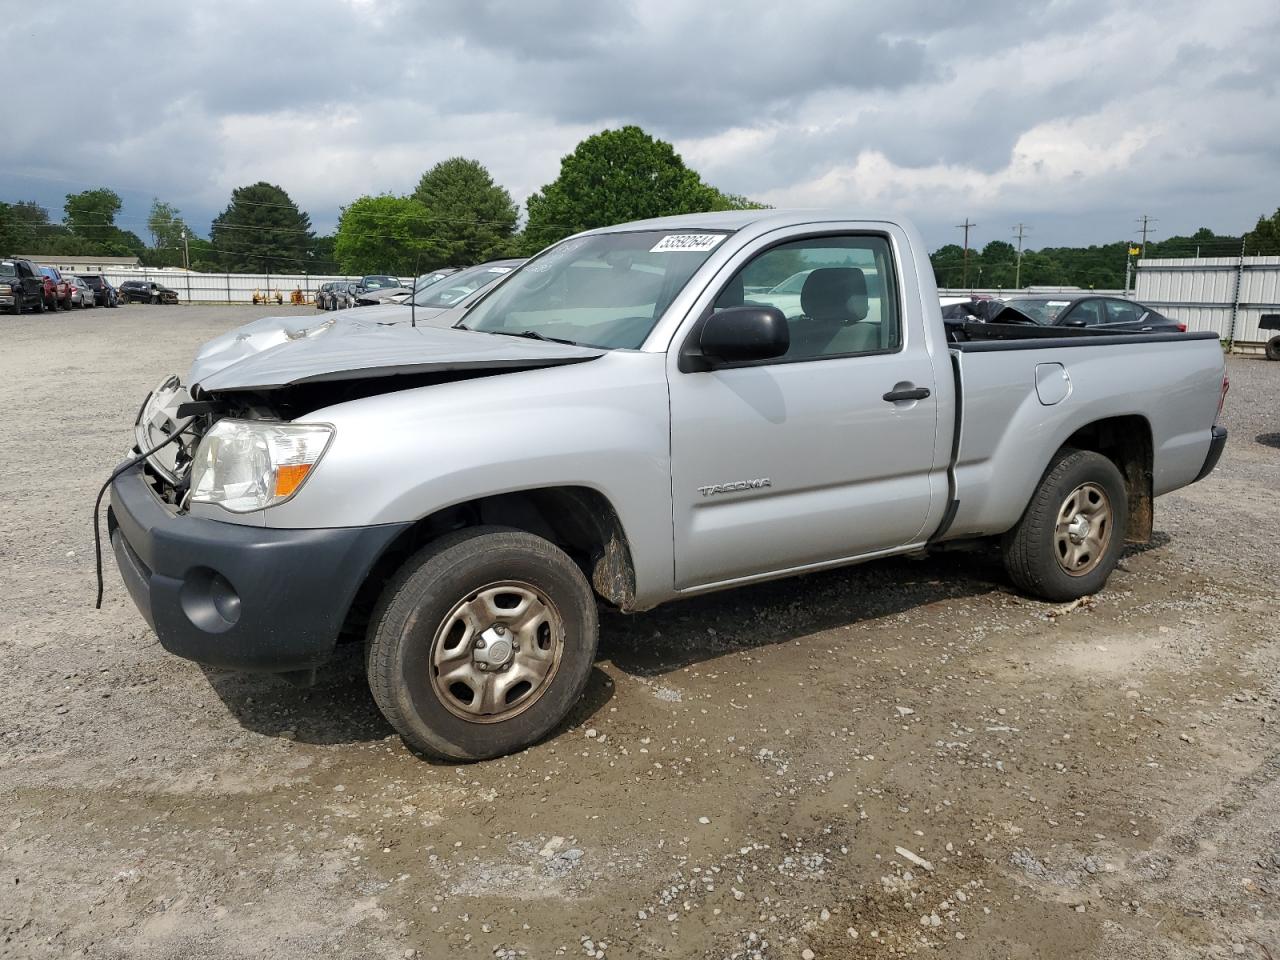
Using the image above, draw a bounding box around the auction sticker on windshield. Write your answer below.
[650,234,726,253]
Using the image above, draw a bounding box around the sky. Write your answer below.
[2,0,1278,253]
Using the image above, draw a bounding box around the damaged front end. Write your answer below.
[132,375,284,510]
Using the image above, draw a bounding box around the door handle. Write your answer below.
[882,385,931,402]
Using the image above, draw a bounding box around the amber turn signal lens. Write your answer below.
[274,463,312,498]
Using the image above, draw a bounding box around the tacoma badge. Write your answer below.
[698,478,772,497]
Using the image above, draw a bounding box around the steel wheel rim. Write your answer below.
[1054,481,1113,577]
[428,580,565,724]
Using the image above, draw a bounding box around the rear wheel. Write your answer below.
[1001,448,1128,601]
[1266,335,1280,361]
[366,527,599,761]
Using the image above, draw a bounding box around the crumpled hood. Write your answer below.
[190,302,463,385]
[190,317,604,393]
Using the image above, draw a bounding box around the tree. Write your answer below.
[523,126,739,250]
[412,158,518,265]
[0,201,53,251]
[1243,208,1280,256]
[64,188,123,237]
[210,182,314,272]
[704,189,770,212]
[333,195,447,275]
[147,198,191,250]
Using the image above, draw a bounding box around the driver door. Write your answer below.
[666,230,941,589]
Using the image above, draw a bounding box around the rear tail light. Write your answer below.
[1176,322,1187,333]
[1215,373,1229,425]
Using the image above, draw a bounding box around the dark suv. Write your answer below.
[1,257,48,314]
[77,274,119,307]
[119,280,179,304]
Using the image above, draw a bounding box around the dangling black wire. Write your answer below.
[93,419,197,609]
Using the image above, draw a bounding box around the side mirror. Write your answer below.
[1062,317,1088,328]
[682,305,789,371]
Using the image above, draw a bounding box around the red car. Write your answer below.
[38,266,73,310]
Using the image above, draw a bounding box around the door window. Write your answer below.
[1104,299,1142,324]
[1061,299,1104,326]
[714,235,901,361]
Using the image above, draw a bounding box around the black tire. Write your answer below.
[366,526,599,761]
[1266,335,1280,362]
[1001,448,1129,602]
[35,296,44,314]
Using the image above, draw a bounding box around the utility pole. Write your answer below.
[1136,215,1157,256]
[956,218,976,287]
[180,229,190,271]
[1012,223,1029,289]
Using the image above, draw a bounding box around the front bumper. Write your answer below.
[108,463,409,673]
[1193,425,1228,483]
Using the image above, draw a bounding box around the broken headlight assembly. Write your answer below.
[189,419,334,513]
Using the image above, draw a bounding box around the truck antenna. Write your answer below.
[411,251,421,328]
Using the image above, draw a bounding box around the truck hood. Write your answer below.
[190,303,463,384]
[190,318,604,393]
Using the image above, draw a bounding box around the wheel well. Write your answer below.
[1063,415,1153,542]
[341,487,638,642]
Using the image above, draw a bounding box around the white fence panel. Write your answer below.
[92,270,415,304]
[1136,256,1280,345]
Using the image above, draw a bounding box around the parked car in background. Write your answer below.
[1261,314,1280,361]
[939,296,1002,323]
[330,281,360,310]
[357,275,402,295]
[355,269,460,306]
[78,274,118,307]
[315,281,338,310]
[993,295,1185,332]
[1,256,48,314]
[119,280,179,304]
[407,259,522,311]
[39,266,72,310]
[68,276,95,308]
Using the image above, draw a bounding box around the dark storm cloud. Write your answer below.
[1,0,1277,247]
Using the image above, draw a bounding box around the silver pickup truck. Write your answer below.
[107,211,1229,761]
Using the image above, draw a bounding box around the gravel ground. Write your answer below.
[1,304,1278,960]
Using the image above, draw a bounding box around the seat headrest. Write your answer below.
[800,267,868,323]
[715,272,745,309]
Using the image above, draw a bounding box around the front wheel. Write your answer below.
[1001,448,1129,601]
[367,527,599,761]
[1266,335,1280,361]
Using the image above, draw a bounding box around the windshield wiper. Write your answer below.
[489,329,580,346]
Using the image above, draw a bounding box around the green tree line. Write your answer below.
[3,124,1278,280]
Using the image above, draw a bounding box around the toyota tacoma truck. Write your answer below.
[104,211,1229,761]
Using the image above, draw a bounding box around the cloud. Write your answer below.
[0,0,1276,248]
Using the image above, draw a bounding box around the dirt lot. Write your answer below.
[1,304,1277,960]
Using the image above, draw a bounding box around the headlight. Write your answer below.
[0,284,11,293]
[189,419,334,513]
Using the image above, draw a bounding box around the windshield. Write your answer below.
[413,263,516,307]
[463,231,729,348]
[363,276,399,289]
[1000,298,1071,324]
[0,261,15,278]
